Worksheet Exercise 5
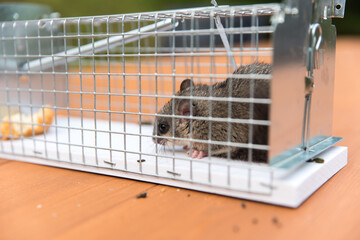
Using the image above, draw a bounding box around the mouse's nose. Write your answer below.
[152,136,161,144]
[153,136,166,145]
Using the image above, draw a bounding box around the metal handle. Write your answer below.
[21,19,178,72]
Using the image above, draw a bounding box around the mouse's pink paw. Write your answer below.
[187,149,207,159]
[197,151,207,159]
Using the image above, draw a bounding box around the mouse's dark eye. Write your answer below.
[158,123,170,134]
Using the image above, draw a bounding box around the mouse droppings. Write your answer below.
[272,217,282,228]
[252,218,258,225]
[136,192,147,199]
[241,202,246,209]
[187,194,191,197]
[232,225,240,233]
[314,158,325,163]
[307,158,325,163]
[140,120,153,125]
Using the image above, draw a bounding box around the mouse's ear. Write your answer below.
[178,99,195,117]
[180,79,194,92]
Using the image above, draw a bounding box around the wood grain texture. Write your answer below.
[1,36,360,240]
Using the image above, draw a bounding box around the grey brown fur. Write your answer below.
[153,63,271,162]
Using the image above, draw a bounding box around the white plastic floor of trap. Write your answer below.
[0,116,273,194]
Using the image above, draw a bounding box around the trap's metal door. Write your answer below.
[269,0,345,168]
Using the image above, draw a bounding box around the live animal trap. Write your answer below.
[0,0,347,207]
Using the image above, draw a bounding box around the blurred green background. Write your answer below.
[0,0,358,34]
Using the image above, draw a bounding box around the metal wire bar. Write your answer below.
[0,27,274,43]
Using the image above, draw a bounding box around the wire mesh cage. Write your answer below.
[0,0,347,207]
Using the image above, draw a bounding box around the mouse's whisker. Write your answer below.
[152,144,158,155]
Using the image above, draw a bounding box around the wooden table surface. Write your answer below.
[1,36,360,240]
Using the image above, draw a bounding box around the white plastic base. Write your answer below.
[0,117,347,208]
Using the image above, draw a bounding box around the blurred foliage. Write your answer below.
[0,0,358,34]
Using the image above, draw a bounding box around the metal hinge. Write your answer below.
[322,0,346,19]
[302,23,323,151]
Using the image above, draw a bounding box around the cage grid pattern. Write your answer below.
[0,4,281,195]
